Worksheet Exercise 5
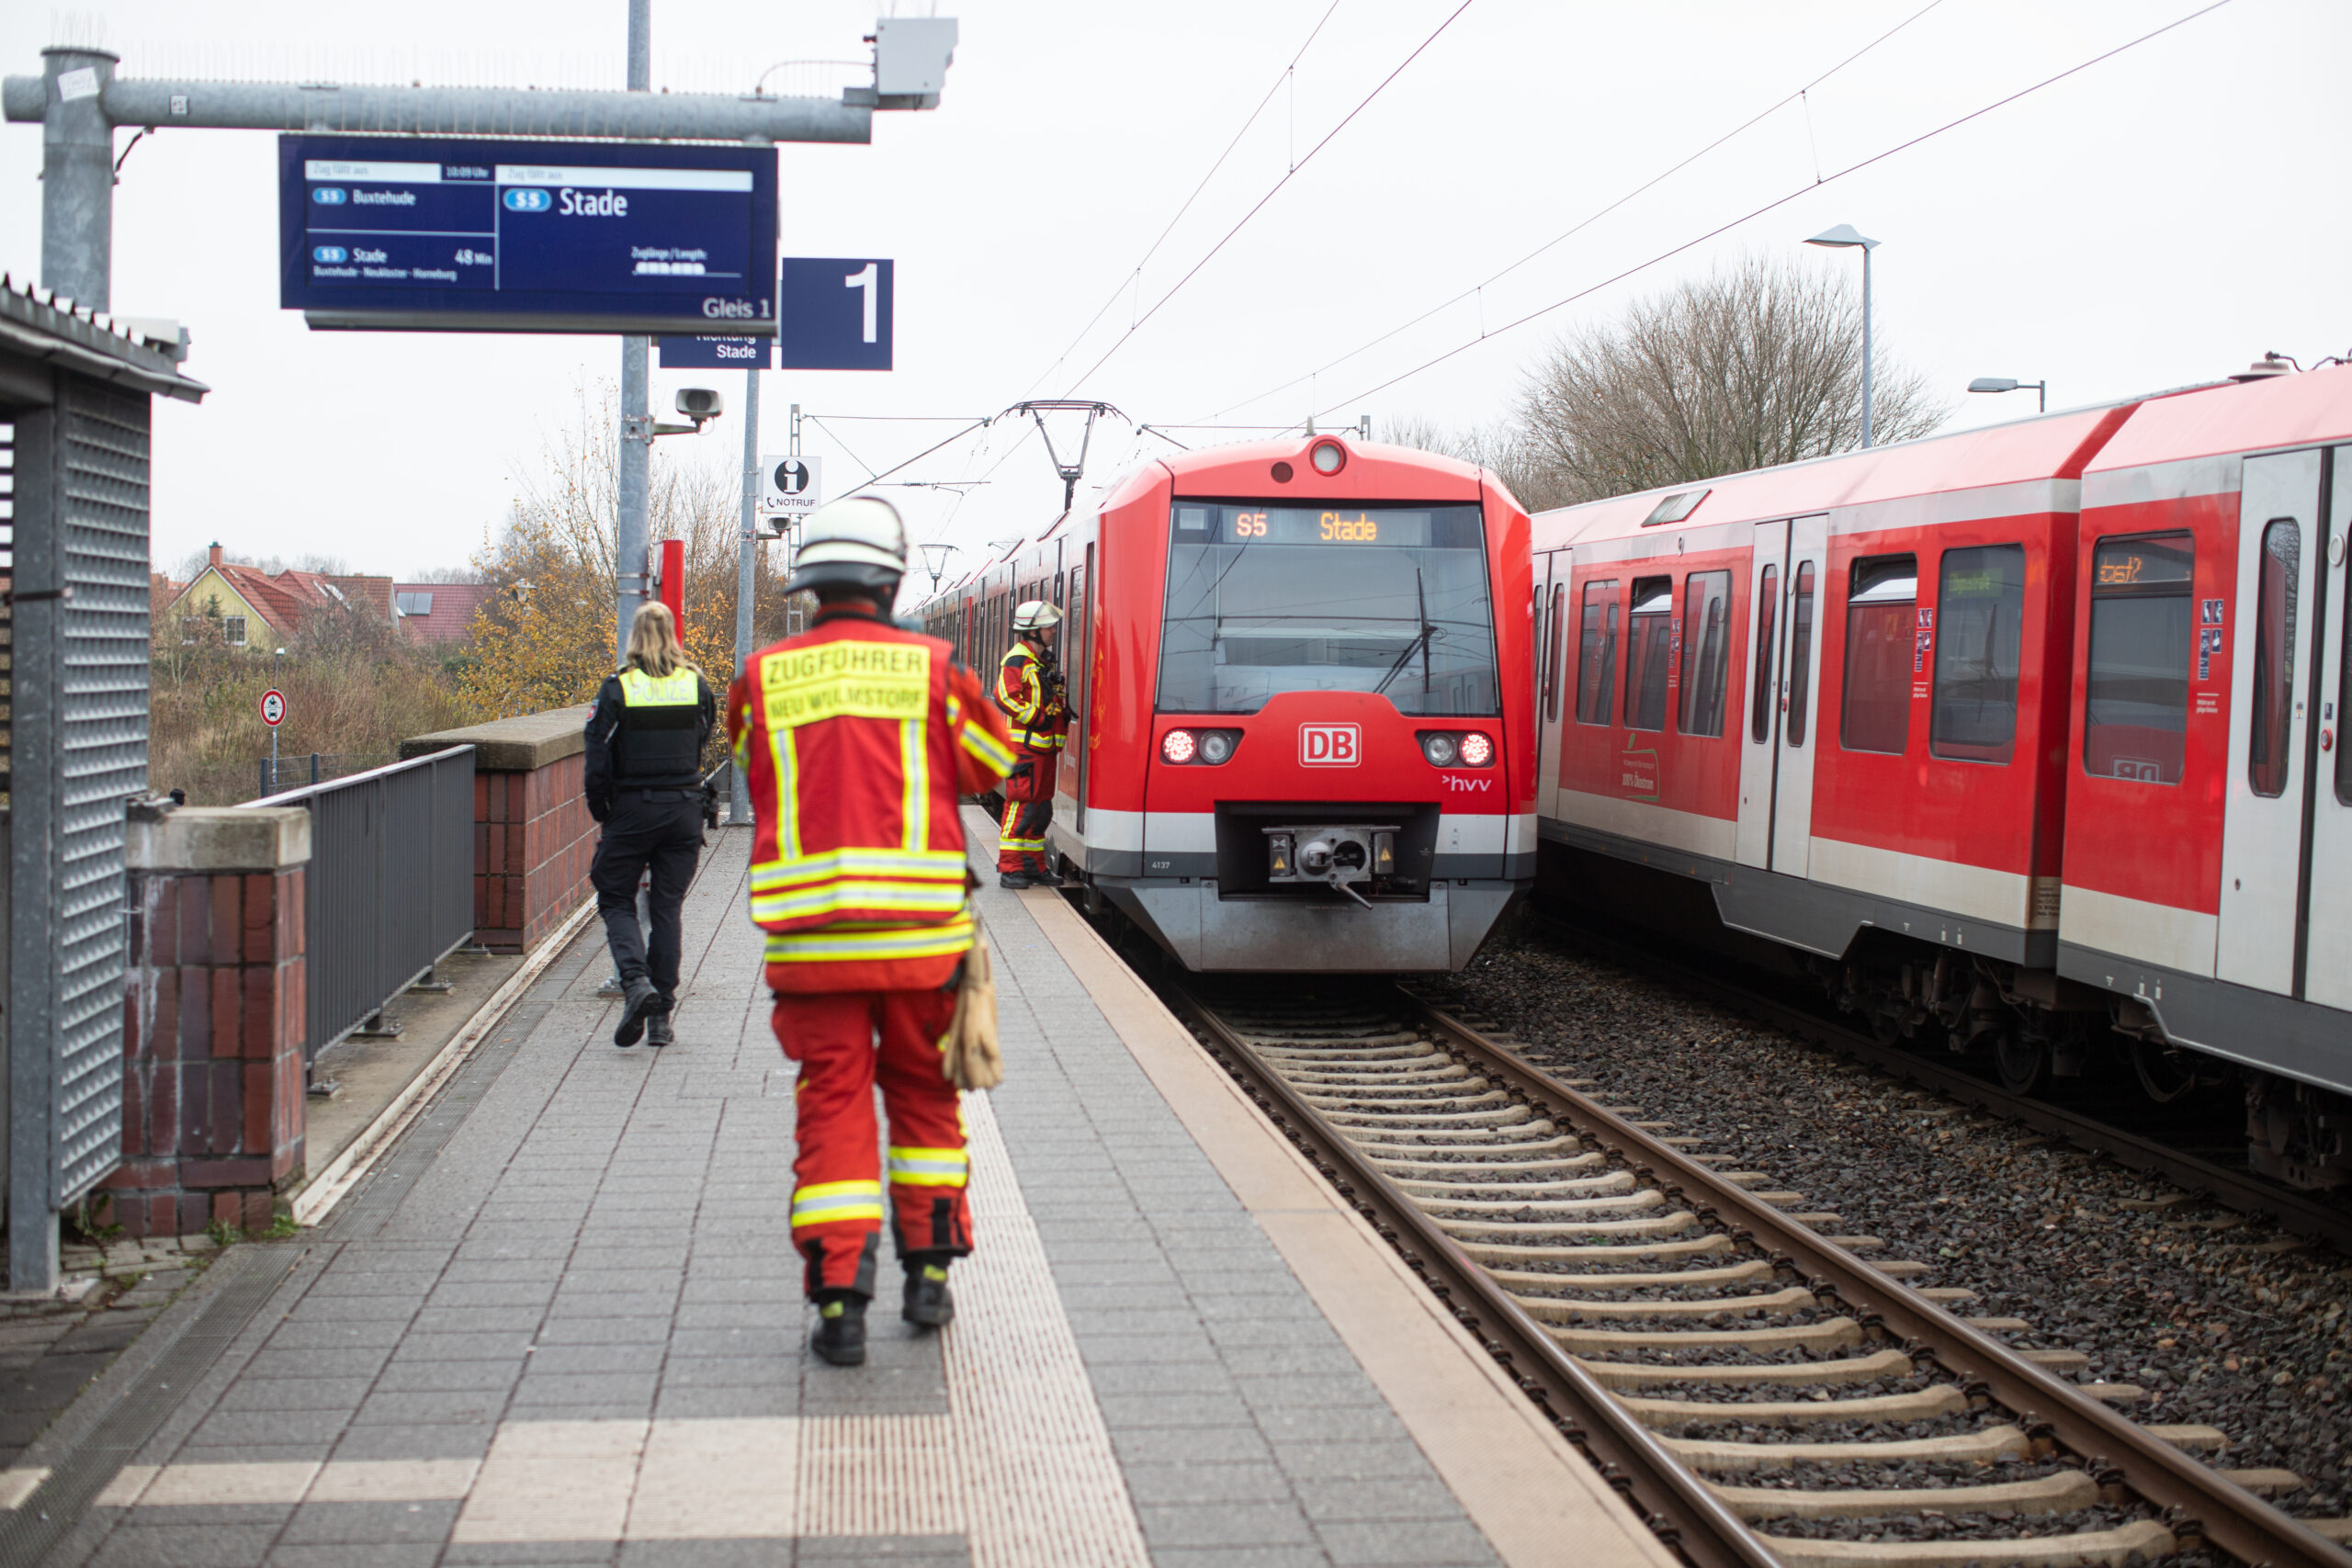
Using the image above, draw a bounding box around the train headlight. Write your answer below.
[1421,732,1458,767]
[1309,439,1347,476]
[1460,730,1494,767]
[1199,730,1236,765]
[1161,728,1197,764]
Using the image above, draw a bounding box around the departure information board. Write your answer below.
[279,135,779,334]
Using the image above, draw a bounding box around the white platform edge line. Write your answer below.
[291,894,600,1227]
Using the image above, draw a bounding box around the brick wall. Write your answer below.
[404,706,596,955]
[477,750,596,952]
[102,807,311,1237]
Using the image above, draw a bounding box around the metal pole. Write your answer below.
[38,47,116,310]
[731,365,759,825]
[615,0,653,665]
[788,404,805,635]
[1860,244,1874,450]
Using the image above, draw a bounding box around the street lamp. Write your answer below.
[1968,377,2047,413]
[1805,224,1882,447]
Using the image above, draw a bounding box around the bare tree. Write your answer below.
[1511,253,1947,506]
[1377,416,1573,514]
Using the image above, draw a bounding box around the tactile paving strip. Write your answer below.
[949,1089,1151,1568]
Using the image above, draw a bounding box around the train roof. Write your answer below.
[922,434,1500,601]
[2085,361,2352,475]
[1533,402,2135,547]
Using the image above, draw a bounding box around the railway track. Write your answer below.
[1163,980,2352,1568]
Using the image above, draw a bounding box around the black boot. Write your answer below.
[614,979,659,1047]
[998,872,1032,890]
[810,1292,868,1366]
[1026,865,1065,888]
[902,1256,955,1328]
[645,1010,674,1047]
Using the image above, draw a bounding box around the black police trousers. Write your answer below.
[591,790,704,1007]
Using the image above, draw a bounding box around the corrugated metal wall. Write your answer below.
[48,379,146,1204]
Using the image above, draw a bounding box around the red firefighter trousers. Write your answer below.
[772,987,970,1298]
[996,746,1058,874]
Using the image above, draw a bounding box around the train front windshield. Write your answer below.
[1157,502,1499,716]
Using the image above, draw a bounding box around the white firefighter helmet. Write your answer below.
[787,495,909,593]
[1013,599,1062,634]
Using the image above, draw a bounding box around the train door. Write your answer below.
[1069,545,1094,833]
[2217,450,2324,996]
[2310,448,2352,1012]
[1735,523,1785,867]
[1735,516,1826,872]
[1534,549,1568,820]
[1770,514,1828,875]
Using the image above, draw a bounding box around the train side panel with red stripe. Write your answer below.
[1531,365,2352,1185]
[2063,367,2352,1140]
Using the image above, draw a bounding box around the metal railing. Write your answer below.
[256,751,393,801]
[241,747,476,1059]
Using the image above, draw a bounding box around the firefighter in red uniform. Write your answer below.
[995,601,1068,889]
[726,496,1015,1366]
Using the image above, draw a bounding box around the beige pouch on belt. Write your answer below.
[939,925,1003,1091]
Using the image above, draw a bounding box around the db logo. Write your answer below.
[1300,723,1361,767]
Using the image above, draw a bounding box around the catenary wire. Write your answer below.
[1196,0,1951,423]
[1299,0,2235,424]
[1059,0,1478,398]
[1020,0,1342,399]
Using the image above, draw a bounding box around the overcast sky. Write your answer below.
[3,0,2344,585]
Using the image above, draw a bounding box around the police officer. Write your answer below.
[995,601,1068,889]
[585,601,718,1049]
[726,497,1015,1366]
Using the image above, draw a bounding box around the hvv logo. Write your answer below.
[1299,724,1361,767]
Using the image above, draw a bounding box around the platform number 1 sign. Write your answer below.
[778,258,893,371]
[262,690,286,727]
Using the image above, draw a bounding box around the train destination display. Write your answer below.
[280,135,780,334]
[1174,504,1483,549]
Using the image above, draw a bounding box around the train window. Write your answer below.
[1787,563,1816,747]
[1749,566,1779,742]
[1575,581,1621,727]
[1928,545,2026,764]
[1155,502,1500,715]
[1544,584,1566,724]
[1840,554,1917,754]
[2085,532,2193,784]
[1679,570,1732,738]
[2247,519,2301,798]
[1623,578,1676,731]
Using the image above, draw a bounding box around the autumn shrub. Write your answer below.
[149,603,471,805]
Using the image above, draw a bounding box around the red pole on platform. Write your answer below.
[655,537,685,625]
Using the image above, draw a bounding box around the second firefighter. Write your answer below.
[995,600,1069,889]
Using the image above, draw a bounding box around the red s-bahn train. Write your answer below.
[1531,361,2352,1189]
[921,434,1535,971]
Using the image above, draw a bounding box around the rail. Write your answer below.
[241,747,476,1059]
[1164,983,1777,1568]
[1169,979,2352,1568]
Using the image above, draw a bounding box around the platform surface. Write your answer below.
[16,819,1667,1568]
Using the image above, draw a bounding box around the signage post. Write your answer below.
[262,688,286,795]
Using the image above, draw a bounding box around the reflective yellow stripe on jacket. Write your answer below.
[748,847,968,925]
[763,912,976,964]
